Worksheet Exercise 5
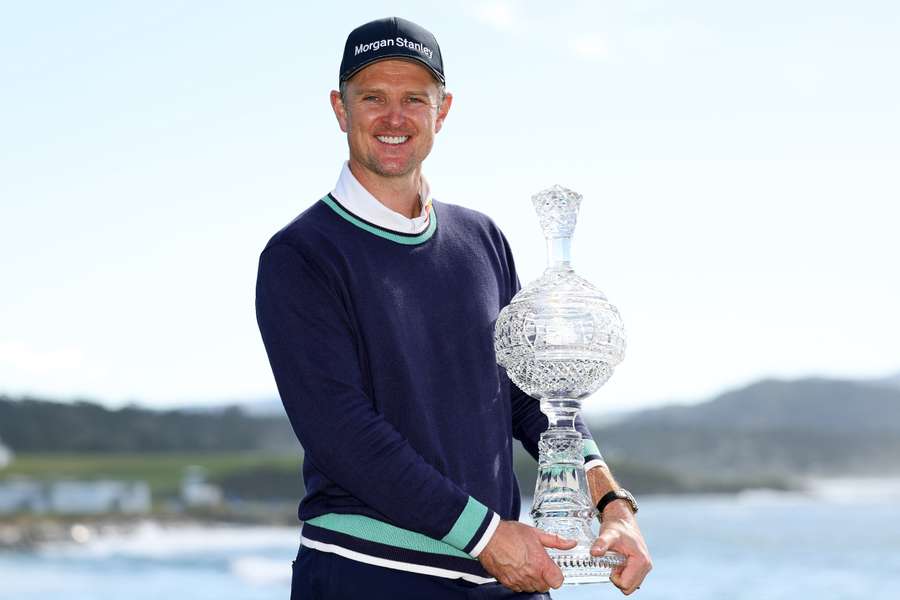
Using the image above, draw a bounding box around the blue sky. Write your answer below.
[2,1,898,413]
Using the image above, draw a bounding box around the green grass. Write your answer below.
[0,452,303,499]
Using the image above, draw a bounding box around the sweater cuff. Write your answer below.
[582,438,606,472]
[469,512,501,558]
[441,496,500,557]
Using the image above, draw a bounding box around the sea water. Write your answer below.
[2,480,899,600]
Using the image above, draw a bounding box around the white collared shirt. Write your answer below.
[331,162,432,234]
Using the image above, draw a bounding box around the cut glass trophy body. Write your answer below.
[494,185,627,584]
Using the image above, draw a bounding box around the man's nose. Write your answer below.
[383,101,408,126]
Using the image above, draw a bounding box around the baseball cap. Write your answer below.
[339,17,445,84]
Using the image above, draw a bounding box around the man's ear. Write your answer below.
[434,92,453,134]
[330,90,350,133]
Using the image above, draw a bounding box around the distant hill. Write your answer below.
[586,377,900,479]
[182,397,284,417]
[618,378,900,433]
[871,371,900,391]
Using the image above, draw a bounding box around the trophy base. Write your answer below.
[530,407,629,585]
[548,547,627,584]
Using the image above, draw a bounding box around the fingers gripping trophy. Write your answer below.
[494,185,627,584]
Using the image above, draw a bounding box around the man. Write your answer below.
[256,17,651,599]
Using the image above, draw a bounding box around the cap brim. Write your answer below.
[340,54,445,84]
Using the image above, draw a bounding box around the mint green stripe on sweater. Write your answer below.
[441,496,488,550]
[321,195,437,245]
[305,513,473,559]
[582,439,601,458]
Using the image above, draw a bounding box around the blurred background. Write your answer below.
[1,1,899,599]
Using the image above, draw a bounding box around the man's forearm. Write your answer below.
[587,462,619,506]
[587,464,638,522]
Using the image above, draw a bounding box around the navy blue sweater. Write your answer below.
[255,194,602,583]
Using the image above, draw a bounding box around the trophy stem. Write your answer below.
[532,398,594,525]
[531,398,626,584]
[540,398,578,429]
[545,236,573,270]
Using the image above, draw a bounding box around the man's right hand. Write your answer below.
[477,520,577,593]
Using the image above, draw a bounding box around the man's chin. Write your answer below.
[365,160,419,179]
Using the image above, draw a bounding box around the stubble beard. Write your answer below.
[359,149,418,179]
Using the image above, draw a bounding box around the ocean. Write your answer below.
[2,479,899,600]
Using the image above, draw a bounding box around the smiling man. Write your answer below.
[255,17,651,600]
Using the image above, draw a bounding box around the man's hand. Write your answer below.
[477,520,576,593]
[591,501,652,595]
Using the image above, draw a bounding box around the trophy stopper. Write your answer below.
[532,185,582,239]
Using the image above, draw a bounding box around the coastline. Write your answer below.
[0,502,299,550]
[7,476,900,551]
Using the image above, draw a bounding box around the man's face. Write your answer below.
[330,59,452,181]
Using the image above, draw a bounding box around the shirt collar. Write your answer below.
[331,162,432,235]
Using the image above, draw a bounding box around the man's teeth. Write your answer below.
[376,135,409,145]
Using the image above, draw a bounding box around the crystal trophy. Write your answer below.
[494,185,627,584]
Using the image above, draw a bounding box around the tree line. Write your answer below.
[0,395,298,453]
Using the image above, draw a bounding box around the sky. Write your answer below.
[2,1,899,415]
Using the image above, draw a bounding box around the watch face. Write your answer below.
[624,491,638,512]
[617,489,637,513]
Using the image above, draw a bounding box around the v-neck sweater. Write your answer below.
[255,193,603,583]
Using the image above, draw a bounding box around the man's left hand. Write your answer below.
[590,502,652,595]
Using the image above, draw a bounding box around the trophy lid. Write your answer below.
[532,185,582,238]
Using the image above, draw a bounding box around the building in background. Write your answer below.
[0,480,151,516]
[0,437,12,469]
[48,480,151,514]
[0,479,47,514]
[181,466,223,508]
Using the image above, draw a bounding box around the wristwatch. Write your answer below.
[596,489,638,519]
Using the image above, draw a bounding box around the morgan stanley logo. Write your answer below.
[354,36,434,60]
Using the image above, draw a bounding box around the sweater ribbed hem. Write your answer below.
[301,519,496,584]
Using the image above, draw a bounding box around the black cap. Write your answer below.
[339,17,444,85]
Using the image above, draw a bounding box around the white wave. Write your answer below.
[805,476,900,503]
[734,488,813,505]
[39,521,299,559]
[727,477,900,505]
[230,555,292,584]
